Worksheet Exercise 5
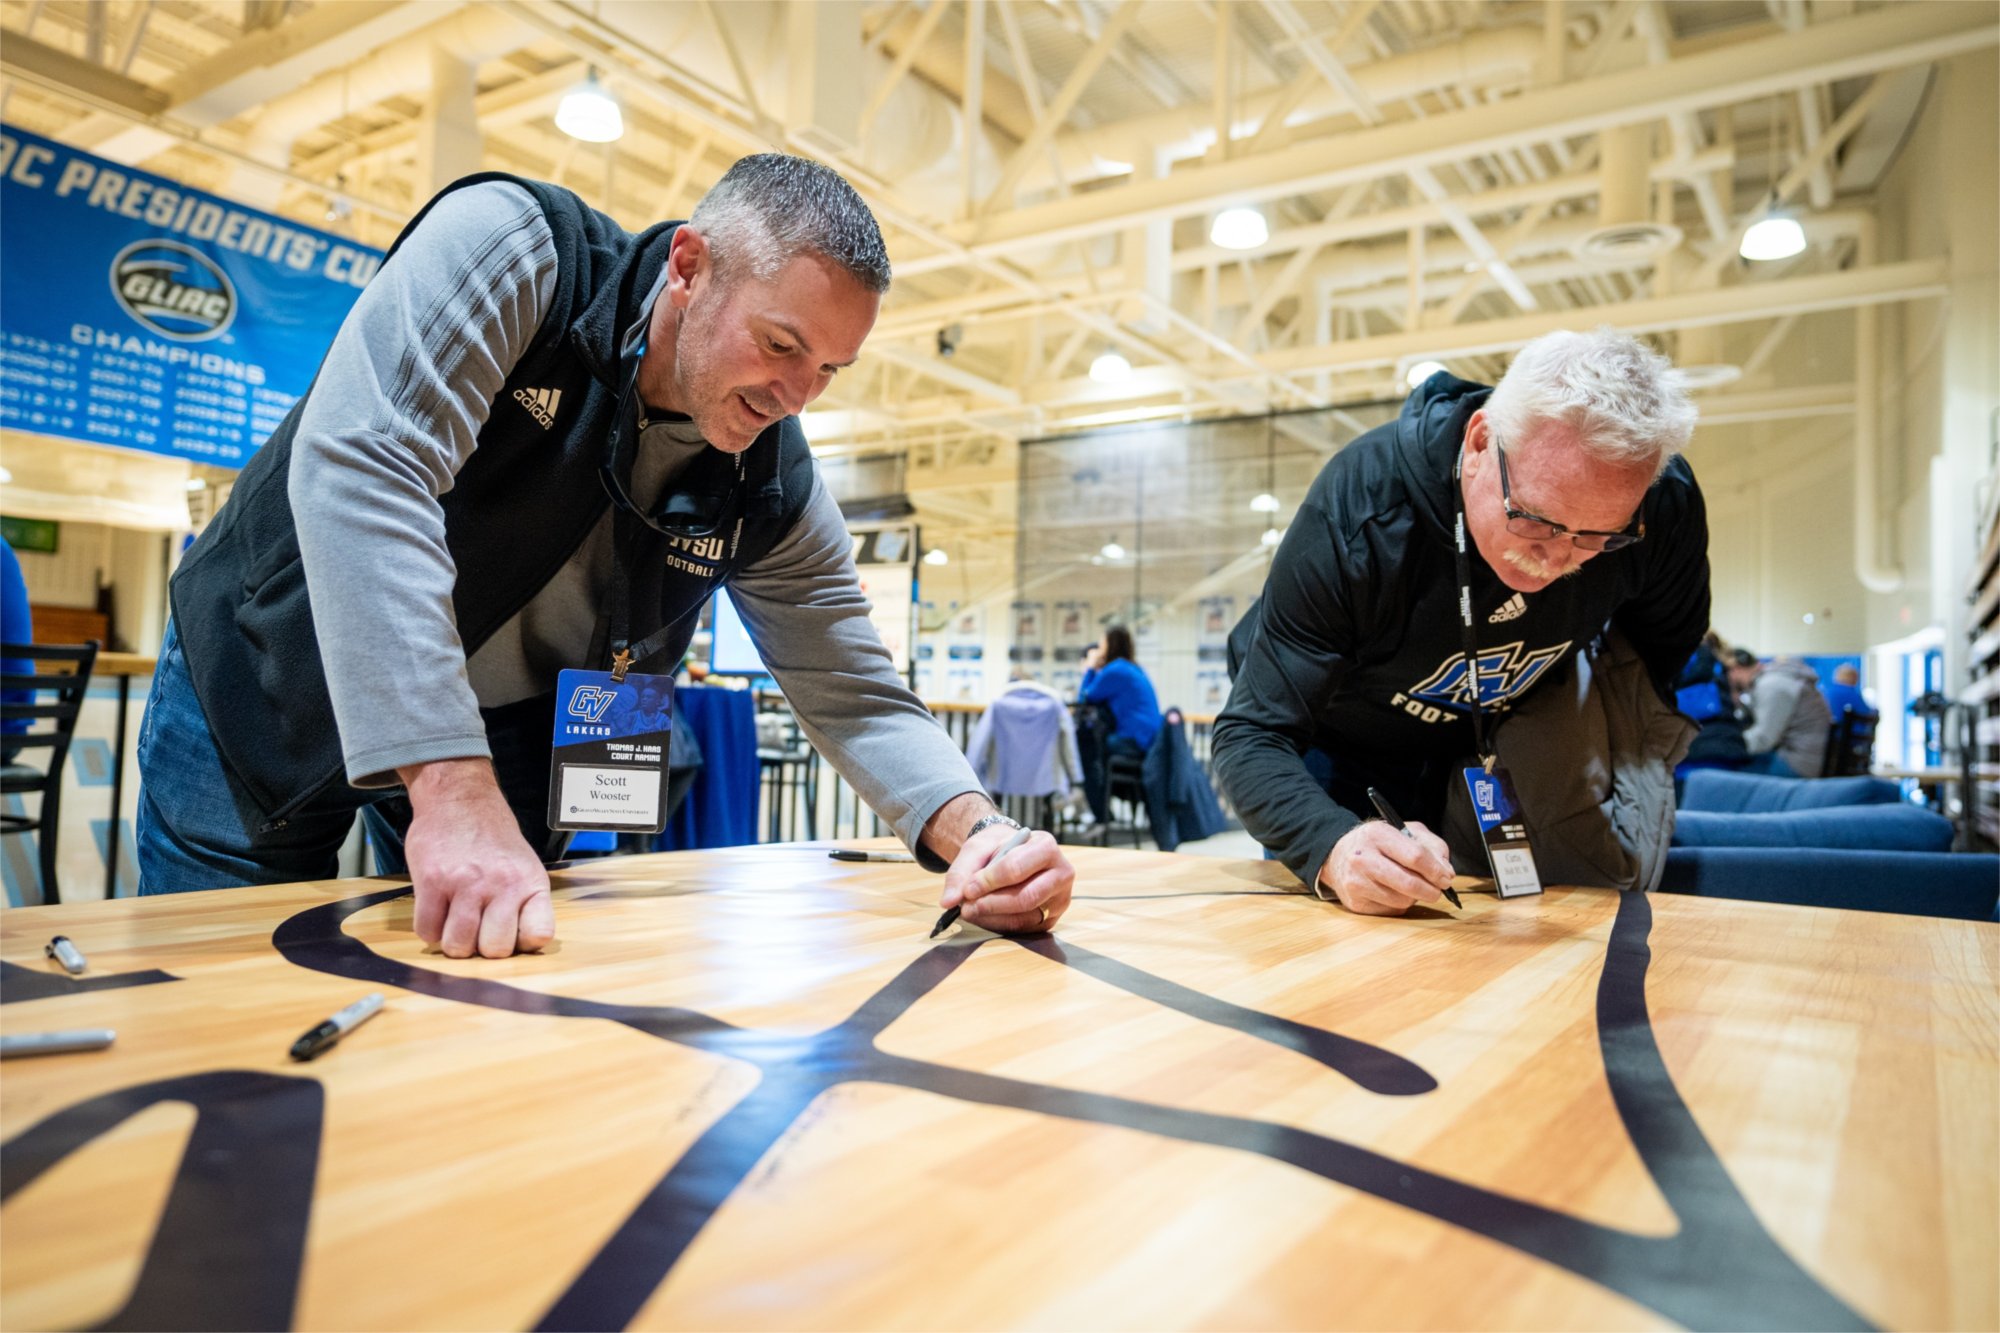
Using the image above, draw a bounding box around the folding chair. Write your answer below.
[1,640,100,905]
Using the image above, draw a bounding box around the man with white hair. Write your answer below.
[1213,329,1709,915]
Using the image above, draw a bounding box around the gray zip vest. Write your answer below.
[169,174,815,822]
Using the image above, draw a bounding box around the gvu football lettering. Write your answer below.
[1387,639,1573,725]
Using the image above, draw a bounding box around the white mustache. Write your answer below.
[1502,547,1579,582]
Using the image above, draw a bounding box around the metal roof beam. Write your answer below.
[922,2,1995,258]
[1190,258,1949,380]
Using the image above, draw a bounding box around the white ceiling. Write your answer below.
[1,0,1991,580]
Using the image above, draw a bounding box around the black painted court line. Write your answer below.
[0,958,181,1004]
[1,1069,322,1332]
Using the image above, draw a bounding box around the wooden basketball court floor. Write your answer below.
[2,844,1993,1330]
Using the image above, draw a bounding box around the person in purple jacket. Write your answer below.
[1078,625,1163,822]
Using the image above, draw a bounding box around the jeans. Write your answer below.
[1081,732,1145,824]
[137,621,572,894]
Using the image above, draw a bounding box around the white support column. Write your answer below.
[1405,225,1426,330]
[1122,143,1172,334]
[416,47,483,197]
[961,0,985,216]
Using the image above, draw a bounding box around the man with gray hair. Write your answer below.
[140,154,1074,952]
[1213,328,1710,915]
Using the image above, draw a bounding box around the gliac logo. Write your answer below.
[109,240,236,341]
[567,686,617,724]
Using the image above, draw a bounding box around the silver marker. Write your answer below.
[45,935,86,975]
[1,1029,116,1058]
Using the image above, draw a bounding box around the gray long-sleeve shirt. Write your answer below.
[1740,659,1832,779]
[286,181,979,854]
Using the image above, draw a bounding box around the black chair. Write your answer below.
[1,641,99,905]
[1106,749,1147,848]
[1823,706,1880,778]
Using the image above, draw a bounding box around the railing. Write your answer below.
[750,693,1228,849]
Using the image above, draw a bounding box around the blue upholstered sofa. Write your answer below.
[1672,804,1953,852]
[1679,768,1902,813]
[1664,770,1997,921]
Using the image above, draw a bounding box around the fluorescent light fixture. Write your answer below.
[1405,360,1447,389]
[556,68,624,143]
[1260,527,1281,547]
[1249,492,1280,513]
[1099,540,1126,561]
[923,547,949,566]
[1089,350,1133,383]
[185,477,207,492]
[1209,206,1269,250]
[1739,213,1806,262]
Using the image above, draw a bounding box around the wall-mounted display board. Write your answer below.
[0,125,383,467]
[0,515,57,554]
[852,524,917,683]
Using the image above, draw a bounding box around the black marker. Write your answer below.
[1367,787,1463,909]
[829,849,917,863]
[930,825,1034,938]
[45,935,86,975]
[288,993,385,1062]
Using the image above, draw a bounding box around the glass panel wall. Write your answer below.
[1015,403,1398,713]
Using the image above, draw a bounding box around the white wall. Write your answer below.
[1873,49,2000,686]
[1687,48,1998,677]
[12,520,170,653]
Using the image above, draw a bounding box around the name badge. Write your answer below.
[1460,766,1544,899]
[548,669,672,833]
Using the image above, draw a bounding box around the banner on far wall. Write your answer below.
[0,124,385,468]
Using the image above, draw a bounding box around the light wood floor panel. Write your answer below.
[1,844,1992,1331]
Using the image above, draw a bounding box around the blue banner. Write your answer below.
[0,124,385,466]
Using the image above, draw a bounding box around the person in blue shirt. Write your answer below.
[1822,663,1875,721]
[1,534,33,761]
[1078,625,1163,822]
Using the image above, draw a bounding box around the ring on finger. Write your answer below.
[1037,905,1048,925]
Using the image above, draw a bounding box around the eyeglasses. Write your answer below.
[1494,445,1645,552]
[599,456,736,540]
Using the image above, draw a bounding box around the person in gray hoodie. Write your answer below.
[1726,649,1833,778]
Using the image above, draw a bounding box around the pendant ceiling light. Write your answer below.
[1740,208,1807,261]
[1089,350,1133,383]
[1210,206,1269,250]
[556,68,624,143]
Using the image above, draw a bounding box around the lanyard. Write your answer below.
[600,328,647,680]
[1451,444,1496,766]
[596,326,745,681]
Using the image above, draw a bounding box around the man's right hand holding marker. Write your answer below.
[1318,819,1455,916]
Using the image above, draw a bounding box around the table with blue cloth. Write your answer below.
[575,685,760,855]
[659,686,760,850]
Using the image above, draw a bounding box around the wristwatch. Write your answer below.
[966,812,1024,841]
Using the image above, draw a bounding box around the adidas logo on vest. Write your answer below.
[1488,593,1527,624]
[513,386,562,429]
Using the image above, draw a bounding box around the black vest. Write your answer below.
[170,174,816,821]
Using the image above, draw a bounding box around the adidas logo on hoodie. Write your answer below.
[1488,593,1527,624]
[513,386,562,429]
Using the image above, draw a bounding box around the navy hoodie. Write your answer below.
[1211,373,1710,890]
